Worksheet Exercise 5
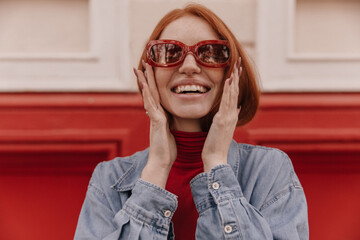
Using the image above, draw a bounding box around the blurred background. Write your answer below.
[0,0,359,239]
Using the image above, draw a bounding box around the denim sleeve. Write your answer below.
[190,164,308,240]
[74,175,178,239]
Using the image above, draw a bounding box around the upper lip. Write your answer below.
[170,79,211,90]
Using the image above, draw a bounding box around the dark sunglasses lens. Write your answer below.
[198,44,230,64]
[150,43,183,65]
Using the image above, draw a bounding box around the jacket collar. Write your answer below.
[111,140,240,192]
[111,149,149,192]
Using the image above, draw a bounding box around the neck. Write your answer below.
[171,117,202,132]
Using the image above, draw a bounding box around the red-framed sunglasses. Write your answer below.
[146,39,231,68]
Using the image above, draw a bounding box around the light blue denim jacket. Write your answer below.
[74,140,309,239]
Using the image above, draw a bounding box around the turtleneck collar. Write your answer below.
[170,130,207,168]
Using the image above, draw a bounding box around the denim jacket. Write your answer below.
[74,140,309,239]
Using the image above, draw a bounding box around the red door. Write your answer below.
[1,93,359,239]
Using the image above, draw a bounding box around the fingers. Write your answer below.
[133,67,146,94]
[134,68,156,117]
[141,83,158,118]
[232,57,241,93]
[134,60,161,105]
[231,57,242,110]
[226,57,241,110]
[142,60,160,104]
[218,56,241,112]
[218,76,232,114]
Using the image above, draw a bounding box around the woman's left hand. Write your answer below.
[202,57,242,172]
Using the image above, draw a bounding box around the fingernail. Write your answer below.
[133,68,138,77]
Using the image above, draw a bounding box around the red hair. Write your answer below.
[137,3,260,131]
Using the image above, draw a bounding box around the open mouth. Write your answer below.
[171,85,210,94]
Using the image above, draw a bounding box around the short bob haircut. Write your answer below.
[137,3,260,131]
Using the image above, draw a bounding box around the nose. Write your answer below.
[178,53,201,75]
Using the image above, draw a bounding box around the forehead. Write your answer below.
[159,15,220,45]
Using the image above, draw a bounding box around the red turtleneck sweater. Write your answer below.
[165,130,207,240]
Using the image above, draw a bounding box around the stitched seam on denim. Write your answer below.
[230,199,243,240]
[259,185,296,211]
[138,179,178,202]
[257,147,301,211]
[123,205,154,226]
[209,165,243,202]
[278,151,303,187]
[111,155,137,191]
[196,198,217,214]
[218,200,226,238]
[212,164,231,172]
[239,144,293,169]
[88,183,117,219]
[198,203,217,216]
[233,144,241,177]
[239,143,287,154]
[217,200,240,240]
[216,192,242,204]
[292,171,303,189]
[190,172,208,185]
[123,203,169,235]
[89,182,106,198]
[207,164,232,191]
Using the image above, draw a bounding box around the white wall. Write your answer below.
[0,0,359,92]
[257,0,360,91]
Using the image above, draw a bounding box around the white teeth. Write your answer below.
[174,85,208,94]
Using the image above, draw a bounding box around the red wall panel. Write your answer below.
[0,93,359,239]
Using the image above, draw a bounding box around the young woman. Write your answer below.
[75,4,309,240]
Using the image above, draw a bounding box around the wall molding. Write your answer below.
[0,128,131,175]
[1,92,359,174]
[287,0,360,61]
[0,92,143,108]
[0,0,134,92]
[257,0,360,91]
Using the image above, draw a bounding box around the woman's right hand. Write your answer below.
[133,61,177,189]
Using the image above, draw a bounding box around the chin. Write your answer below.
[172,108,210,119]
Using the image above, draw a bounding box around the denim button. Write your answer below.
[164,210,172,218]
[212,182,220,190]
[224,225,232,233]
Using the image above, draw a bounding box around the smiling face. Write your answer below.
[154,15,225,132]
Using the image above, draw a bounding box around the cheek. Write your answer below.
[207,68,225,86]
[154,68,173,88]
